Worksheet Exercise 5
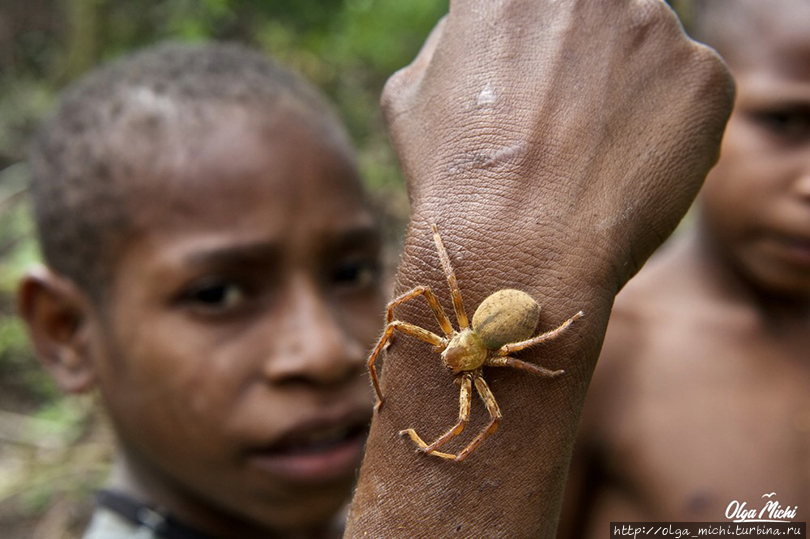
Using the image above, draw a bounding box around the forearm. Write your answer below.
[348,215,610,537]
[345,1,733,536]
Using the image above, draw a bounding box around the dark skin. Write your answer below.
[560,1,810,535]
[346,0,733,537]
[19,2,732,536]
[19,109,383,538]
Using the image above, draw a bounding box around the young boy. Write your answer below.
[18,42,385,538]
[561,0,810,535]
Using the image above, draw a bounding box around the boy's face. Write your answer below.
[88,110,383,534]
[699,28,810,298]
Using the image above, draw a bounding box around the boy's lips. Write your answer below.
[767,233,810,266]
[245,410,371,485]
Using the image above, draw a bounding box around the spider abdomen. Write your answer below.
[472,289,540,349]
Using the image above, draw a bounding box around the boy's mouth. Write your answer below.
[767,233,810,266]
[245,413,370,485]
[268,421,368,455]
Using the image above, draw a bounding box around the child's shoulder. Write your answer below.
[589,239,727,410]
[600,249,690,363]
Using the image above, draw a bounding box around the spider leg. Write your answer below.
[431,223,469,330]
[455,373,502,462]
[384,285,454,337]
[367,320,447,411]
[496,310,584,356]
[486,356,565,377]
[400,372,473,460]
[367,285,454,411]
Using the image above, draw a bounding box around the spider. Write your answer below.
[367,223,584,461]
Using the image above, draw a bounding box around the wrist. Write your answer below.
[348,213,607,537]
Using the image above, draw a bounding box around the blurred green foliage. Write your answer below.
[2,0,448,179]
[0,1,445,533]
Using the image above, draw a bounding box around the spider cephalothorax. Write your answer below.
[367,223,583,461]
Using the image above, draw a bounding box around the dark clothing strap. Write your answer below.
[96,490,215,539]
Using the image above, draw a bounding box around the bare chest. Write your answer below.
[607,338,810,521]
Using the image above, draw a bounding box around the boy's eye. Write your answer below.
[752,108,810,143]
[331,259,380,290]
[180,280,247,311]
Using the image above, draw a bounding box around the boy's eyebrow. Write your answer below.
[183,242,282,267]
[181,225,381,267]
[328,225,382,251]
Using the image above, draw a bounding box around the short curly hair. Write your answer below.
[28,41,344,302]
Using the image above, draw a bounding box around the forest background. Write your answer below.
[0,1,446,536]
[0,1,689,537]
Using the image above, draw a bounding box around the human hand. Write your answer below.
[383,0,732,292]
[348,2,732,537]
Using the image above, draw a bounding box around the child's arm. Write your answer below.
[346,1,734,537]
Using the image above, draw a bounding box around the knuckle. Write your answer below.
[678,39,735,104]
[629,0,681,35]
[380,67,411,123]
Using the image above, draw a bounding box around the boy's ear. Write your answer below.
[17,265,97,394]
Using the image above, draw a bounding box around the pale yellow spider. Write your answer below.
[367,223,584,461]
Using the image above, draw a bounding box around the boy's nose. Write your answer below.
[263,279,365,387]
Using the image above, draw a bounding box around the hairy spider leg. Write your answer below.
[385,285,454,336]
[496,310,584,357]
[486,356,564,377]
[367,320,446,410]
[367,286,454,410]
[401,371,503,462]
[431,223,469,330]
[455,375,503,461]
[400,371,474,460]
